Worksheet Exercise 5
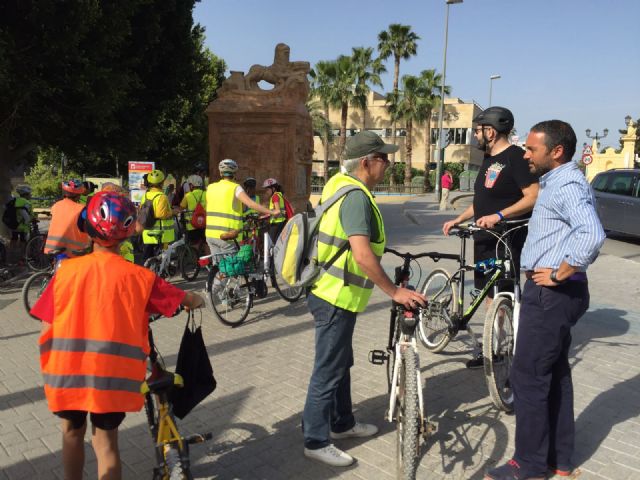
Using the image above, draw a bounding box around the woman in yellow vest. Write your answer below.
[205,159,276,263]
[261,177,290,244]
[141,169,176,262]
[302,131,426,467]
[31,191,203,480]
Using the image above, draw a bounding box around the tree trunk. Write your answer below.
[323,105,330,181]
[405,119,412,187]
[389,56,401,187]
[424,110,432,191]
[338,102,348,165]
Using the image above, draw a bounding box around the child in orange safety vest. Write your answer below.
[31,191,204,480]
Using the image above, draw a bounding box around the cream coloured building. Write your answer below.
[312,91,485,177]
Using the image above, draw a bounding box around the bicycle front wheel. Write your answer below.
[396,347,421,480]
[483,296,515,412]
[22,271,52,319]
[25,235,49,271]
[418,268,456,352]
[208,270,252,326]
[144,257,162,276]
[179,244,200,281]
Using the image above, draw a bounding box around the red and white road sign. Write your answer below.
[583,145,593,155]
[582,154,593,165]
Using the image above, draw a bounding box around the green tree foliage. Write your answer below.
[25,149,81,206]
[0,0,225,202]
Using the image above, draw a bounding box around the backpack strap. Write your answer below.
[315,185,362,215]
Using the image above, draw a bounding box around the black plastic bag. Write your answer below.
[169,314,216,419]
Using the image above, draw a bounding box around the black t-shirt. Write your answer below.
[473,145,536,220]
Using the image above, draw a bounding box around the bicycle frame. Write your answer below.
[156,237,186,275]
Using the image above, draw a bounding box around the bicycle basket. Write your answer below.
[217,245,255,277]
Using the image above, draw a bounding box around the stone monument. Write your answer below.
[206,43,313,213]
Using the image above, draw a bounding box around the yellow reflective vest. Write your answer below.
[269,192,286,224]
[311,173,385,313]
[206,179,243,241]
[182,189,206,231]
[141,189,176,245]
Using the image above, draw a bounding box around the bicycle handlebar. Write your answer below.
[149,305,185,324]
[449,219,528,235]
[384,247,460,262]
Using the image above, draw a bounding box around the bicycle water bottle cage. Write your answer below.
[368,349,388,365]
[470,288,482,302]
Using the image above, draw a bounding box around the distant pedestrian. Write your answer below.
[485,120,605,480]
[439,169,454,210]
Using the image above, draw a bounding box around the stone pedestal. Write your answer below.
[206,44,313,213]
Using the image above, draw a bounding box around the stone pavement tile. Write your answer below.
[3,461,37,480]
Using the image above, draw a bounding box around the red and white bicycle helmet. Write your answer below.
[62,179,87,195]
[262,178,279,189]
[85,191,137,247]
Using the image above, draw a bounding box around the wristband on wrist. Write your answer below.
[550,269,565,284]
[496,211,504,220]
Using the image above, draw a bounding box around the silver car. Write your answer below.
[591,168,640,237]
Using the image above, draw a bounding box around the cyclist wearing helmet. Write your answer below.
[262,177,290,244]
[179,174,207,244]
[205,159,275,261]
[242,177,260,219]
[140,169,176,262]
[443,106,539,369]
[8,185,33,251]
[31,191,203,480]
[45,180,91,257]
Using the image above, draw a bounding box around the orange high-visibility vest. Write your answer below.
[39,251,156,413]
[44,198,91,256]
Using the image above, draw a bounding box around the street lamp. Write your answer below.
[488,74,501,107]
[435,0,463,202]
[585,127,608,150]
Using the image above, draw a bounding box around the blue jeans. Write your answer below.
[302,294,357,449]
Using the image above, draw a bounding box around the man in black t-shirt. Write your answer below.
[443,106,539,368]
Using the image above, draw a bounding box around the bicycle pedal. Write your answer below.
[368,349,388,365]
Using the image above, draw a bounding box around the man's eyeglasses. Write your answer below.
[370,153,390,165]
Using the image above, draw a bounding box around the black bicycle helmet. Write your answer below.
[473,106,514,134]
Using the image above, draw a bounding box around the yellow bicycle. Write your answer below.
[142,310,212,479]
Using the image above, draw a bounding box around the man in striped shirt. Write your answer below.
[486,120,605,480]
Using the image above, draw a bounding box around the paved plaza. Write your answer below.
[1,196,639,479]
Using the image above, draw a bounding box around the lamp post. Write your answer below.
[585,127,608,151]
[435,0,463,202]
[488,74,501,107]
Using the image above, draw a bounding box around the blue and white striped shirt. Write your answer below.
[520,161,605,271]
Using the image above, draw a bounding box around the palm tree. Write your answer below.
[350,47,386,131]
[418,69,450,190]
[386,74,430,186]
[309,60,339,180]
[330,49,386,164]
[378,24,420,183]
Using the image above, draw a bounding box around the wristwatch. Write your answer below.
[550,269,565,284]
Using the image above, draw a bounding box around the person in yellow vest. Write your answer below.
[206,159,276,262]
[242,177,260,219]
[45,180,91,257]
[261,177,291,244]
[179,174,206,245]
[9,184,33,253]
[31,191,203,480]
[302,131,427,467]
[141,169,176,263]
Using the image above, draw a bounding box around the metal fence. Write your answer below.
[311,183,427,195]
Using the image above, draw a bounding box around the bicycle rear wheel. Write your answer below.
[270,265,303,303]
[25,234,49,271]
[396,347,421,480]
[208,269,252,326]
[179,244,200,281]
[144,257,162,276]
[164,444,192,480]
[22,271,52,319]
[418,268,456,352]
[483,296,515,412]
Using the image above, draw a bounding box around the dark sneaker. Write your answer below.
[466,353,485,369]
[485,459,545,480]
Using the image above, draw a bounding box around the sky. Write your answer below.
[194,0,640,155]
